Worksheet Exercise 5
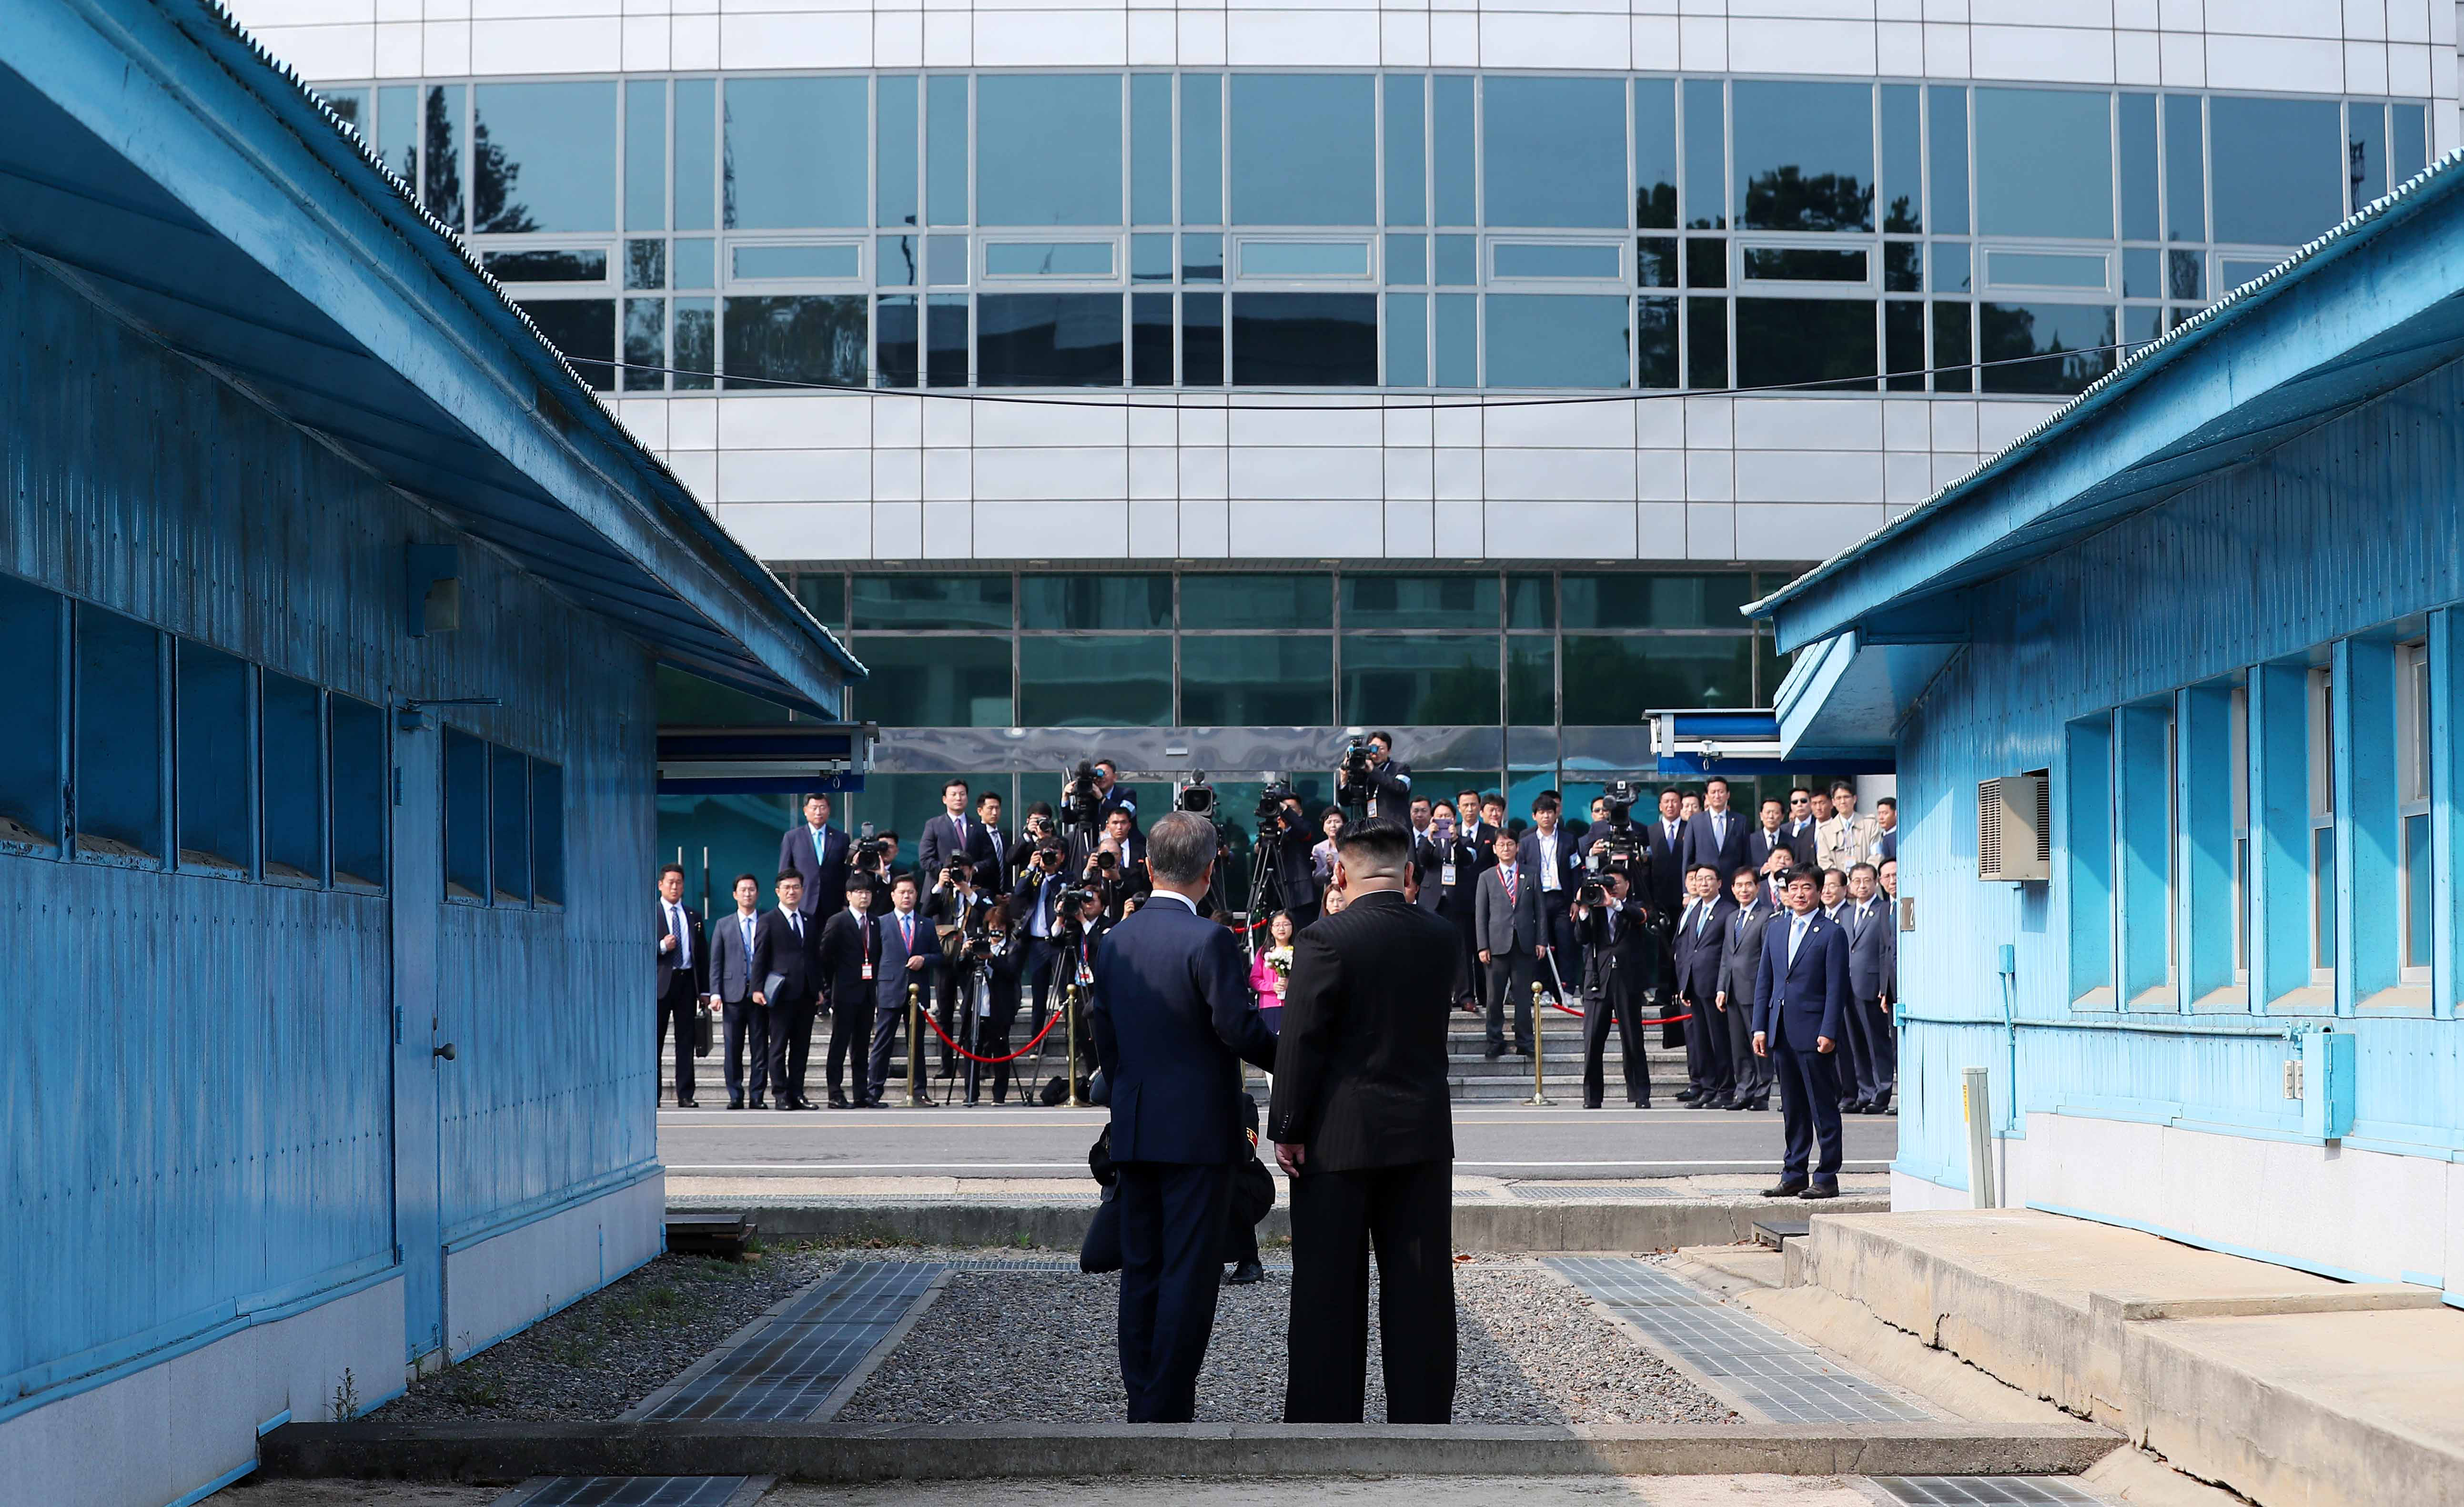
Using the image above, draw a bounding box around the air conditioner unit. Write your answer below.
[1977,773,2050,881]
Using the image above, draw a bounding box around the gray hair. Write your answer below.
[1146,810,1217,887]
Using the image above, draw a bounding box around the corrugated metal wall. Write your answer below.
[1893,346,2464,1186]
[0,239,655,1396]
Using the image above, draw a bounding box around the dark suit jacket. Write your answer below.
[1577,898,1663,1002]
[1643,817,1687,918]
[1437,834,1482,918]
[919,813,1000,881]
[1844,899,1891,1000]
[1717,900,1777,1009]
[1408,829,1445,913]
[1098,783,1141,831]
[656,900,708,995]
[1670,894,1737,1004]
[710,908,764,1004]
[748,906,820,1009]
[1474,862,1541,954]
[778,821,850,918]
[1089,898,1276,1165]
[816,908,879,1012]
[1877,826,1898,863]
[873,906,945,1016]
[1748,825,1812,875]
[1752,909,1850,1050]
[1515,829,1583,918]
[1267,890,1457,1172]
[1680,809,1750,882]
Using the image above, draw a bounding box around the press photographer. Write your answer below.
[846,823,897,910]
[1006,801,1060,887]
[1582,779,1652,910]
[946,900,1029,1105]
[1334,731,1413,820]
[925,858,995,1079]
[1035,883,1110,1104]
[1072,807,1151,920]
[1571,870,1664,1110]
[1010,833,1073,1029]
[1247,783,1319,929]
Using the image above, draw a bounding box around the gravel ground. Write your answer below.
[835,1264,1739,1425]
[372,1243,846,1422]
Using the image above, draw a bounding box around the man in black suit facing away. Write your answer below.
[749,870,823,1111]
[710,872,770,1110]
[778,791,849,920]
[1753,867,1852,1198]
[656,863,708,1108]
[1669,863,1737,1106]
[816,880,880,1107]
[1089,812,1277,1423]
[1271,818,1460,1424]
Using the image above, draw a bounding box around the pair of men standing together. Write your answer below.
[1091,813,1457,1425]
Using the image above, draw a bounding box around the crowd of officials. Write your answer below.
[652,749,1901,1193]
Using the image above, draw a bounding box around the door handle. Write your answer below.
[434,1042,457,1062]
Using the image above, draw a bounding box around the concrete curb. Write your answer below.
[260,1420,2120,1483]
[673,1198,1889,1254]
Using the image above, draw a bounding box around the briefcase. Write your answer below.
[694,1001,715,1057]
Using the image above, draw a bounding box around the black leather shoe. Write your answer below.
[908,1093,933,1107]
[793,1097,820,1111]
[726,1098,744,1111]
[1750,1096,1771,1112]
[1763,1179,1809,1198]
[675,1098,698,1109]
[1675,1089,1702,1103]
[1868,1094,1893,1114]
[1225,1259,1264,1286]
[827,1094,850,1109]
[774,1100,796,1111]
[1483,1043,1506,1060]
[1511,1044,1533,1058]
[747,1097,767,1110]
[1799,1183,1839,1201]
[1724,1096,1750,1110]
[1703,1094,1734,1110]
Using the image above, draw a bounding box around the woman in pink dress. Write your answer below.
[1248,910,1297,1033]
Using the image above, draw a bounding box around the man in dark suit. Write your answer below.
[1714,865,1777,1112]
[1517,796,1583,995]
[1669,864,1737,1107]
[1642,787,1688,929]
[816,880,880,1107]
[1873,797,1899,863]
[748,870,821,1111]
[1841,862,1896,1114]
[1474,829,1541,1059]
[1073,808,1149,920]
[778,792,850,920]
[919,778,1000,880]
[1406,799,1444,916]
[1092,759,1141,831]
[1747,796,1812,909]
[1572,871,1661,1109]
[1269,818,1459,1424]
[1783,788,1820,859]
[655,863,708,1109]
[1680,775,1750,883]
[1334,731,1412,821]
[865,874,946,1107]
[1089,812,1277,1424]
[1010,838,1072,1030]
[710,872,770,1110]
[1752,868,1852,1199]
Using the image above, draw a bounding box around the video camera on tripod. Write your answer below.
[1176,770,1216,818]
[1059,759,1103,833]
[1579,778,1648,907]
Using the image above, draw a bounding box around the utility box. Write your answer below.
[1977,773,2051,881]
[2299,1030,2356,1141]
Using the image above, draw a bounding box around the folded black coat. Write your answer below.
[1080,1101,1274,1274]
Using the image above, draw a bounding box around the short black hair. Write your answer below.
[977,790,1002,808]
[943,777,969,796]
[1782,867,1818,890]
[1704,775,1730,792]
[775,868,801,885]
[1687,862,1720,879]
[732,872,759,890]
[1337,817,1413,874]
[1760,797,1784,813]
[1831,780,1857,797]
[890,871,920,890]
[1822,868,1847,885]
[1849,861,1878,878]
[1368,730,1395,748]
[659,862,685,880]
[1532,794,1561,815]
[1877,796,1898,811]
[803,792,828,808]
[1029,800,1054,817]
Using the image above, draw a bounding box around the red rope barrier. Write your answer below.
[917,1001,1067,1064]
[1541,995,1693,1026]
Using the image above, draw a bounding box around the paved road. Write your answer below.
[658,1102,1898,1178]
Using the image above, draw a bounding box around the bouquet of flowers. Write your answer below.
[1265,945,1294,998]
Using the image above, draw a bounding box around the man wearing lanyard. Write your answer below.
[1518,796,1577,994]
[1751,869,1850,1200]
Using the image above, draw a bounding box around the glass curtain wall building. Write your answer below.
[319,74,2428,398]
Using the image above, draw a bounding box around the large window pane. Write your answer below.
[1384,75,1426,227]
[0,577,62,848]
[262,671,325,883]
[1880,83,1921,233]
[723,77,866,229]
[330,693,387,890]
[2210,95,2342,247]
[1735,297,1876,392]
[1562,574,1753,629]
[1979,301,2115,395]
[75,604,162,863]
[1636,78,1677,230]
[1385,293,1428,386]
[1131,292,1172,387]
[1562,636,1755,721]
[176,641,252,874]
[979,294,1123,386]
[1343,575,1498,629]
[490,743,529,904]
[1181,637,1334,724]
[1733,80,1874,233]
[1022,573,1172,630]
[879,74,919,229]
[1683,79,1725,229]
[2163,94,2203,241]
[443,726,489,900]
[1181,573,1333,628]
[853,574,1011,629]
[1183,293,1223,386]
[851,634,1013,725]
[1506,639,1555,724]
[1231,75,1375,225]
[423,83,463,230]
[1928,84,1969,234]
[1974,88,2112,239]
[876,294,918,387]
[1482,75,1626,229]
[675,78,715,232]
[1132,74,1172,224]
[1637,295,1678,388]
[1020,636,1172,726]
[518,299,615,390]
[625,80,665,232]
[1485,294,1629,388]
[979,74,1123,226]
[473,81,615,233]
[722,295,865,388]
[2119,92,2158,241]
[1231,293,1376,385]
[1341,637,1499,724]
[1182,74,1223,224]
[1435,76,1475,226]
[928,75,968,226]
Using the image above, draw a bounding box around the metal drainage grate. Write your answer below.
[1872,1478,2109,1505]
[1506,1183,1687,1201]
[502,1478,751,1507]
[1548,1256,1933,1425]
[641,1261,941,1423]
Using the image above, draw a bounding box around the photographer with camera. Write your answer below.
[1011,833,1073,1032]
[845,824,897,911]
[925,857,996,1081]
[1333,731,1412,819]
[945,900,1028,1105]
[1241,787,1319,930]
[1035,884,1110,1104]
[1008,802,1060,888]
[1073,807,1150,921]
[1092,759,1140,829]
[1572,869,1664,1109]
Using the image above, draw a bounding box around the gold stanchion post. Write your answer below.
[906,982,921,1105]
[1527,980,1554,1106]
[1065,983,1089,1107]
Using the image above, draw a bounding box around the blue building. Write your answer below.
[1756,143,2464,1299]
[0,2,861,1503]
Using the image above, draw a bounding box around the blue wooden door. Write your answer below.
[391,716,445,1361]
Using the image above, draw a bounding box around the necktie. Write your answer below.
[1503,867,1517,905]
[812,826,827,864]
[670,904,687,966]
[1697,903,1710,937]
[1789,915,1809,964]
[1713,812,1727,847]
[1665,821,1676,846]
[788,912,802,943]
[741,916,754,973]
[901,913,914,951]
